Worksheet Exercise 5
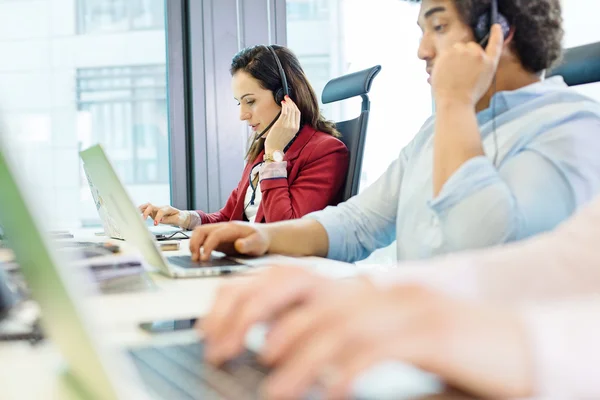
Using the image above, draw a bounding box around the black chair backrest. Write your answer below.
[547,42,600,86]
[322,65,381,202]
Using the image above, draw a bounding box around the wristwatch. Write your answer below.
[264,150,284,163]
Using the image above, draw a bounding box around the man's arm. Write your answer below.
[261,219,330,257]
[432,99,484,196]
[261,153,410,261]
[303,153,409,262]
[190,149,412,262]
[368,194,600,305]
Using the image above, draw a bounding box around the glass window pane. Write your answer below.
[0,0,169,229]
[287,0,428,263]
[77,0,165,34]
[286,0,430,190]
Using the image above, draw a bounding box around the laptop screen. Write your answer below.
[80,145,170,272]
[83,166,123,239]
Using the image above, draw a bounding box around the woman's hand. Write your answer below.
[138,203,183,227]
[264,96,301,156]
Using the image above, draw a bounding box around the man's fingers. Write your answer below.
[324,347,390,400]
[189,227,210,261]
[234,232,267,256]
[201,225,251,260]
[264,330,341,399]
[202,280,257,349]
[486,24,504,65]
[262,296,340,366]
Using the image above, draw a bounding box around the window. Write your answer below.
[287,0,429,263]
[76,65,168,185]
[287,0,329,21]
[77,0,165,34]
[0,0,169,229]
[287,0,431,191]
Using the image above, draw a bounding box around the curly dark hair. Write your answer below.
[413,0,564,72]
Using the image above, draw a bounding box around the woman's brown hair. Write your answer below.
[230,44,340,162]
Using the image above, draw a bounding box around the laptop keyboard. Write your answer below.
[129,342,268,399]
[167,255,244,270]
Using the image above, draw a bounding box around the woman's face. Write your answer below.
[232,70,281,135]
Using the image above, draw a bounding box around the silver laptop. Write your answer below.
[0,141,444,400]
[80,144,250,278]
[0,139,271,399]
[83,162,184,241]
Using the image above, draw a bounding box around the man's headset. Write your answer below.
[250,45,291,143]
[473,0,510,47]
[473,0,511,166]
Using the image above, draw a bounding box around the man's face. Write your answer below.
[417,0,476,84]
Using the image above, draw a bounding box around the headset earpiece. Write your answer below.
[274,88,285,105]
[274,87,292,105]
[473,8,511,47]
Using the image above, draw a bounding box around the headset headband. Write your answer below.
[266,45,289,99]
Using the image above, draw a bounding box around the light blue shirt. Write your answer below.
[307,77,600,262]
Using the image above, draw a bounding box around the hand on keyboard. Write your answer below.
[202,267,531,399]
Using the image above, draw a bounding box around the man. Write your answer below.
[196,0,600,398]
[189,0,600,264]
[200,194,600,398]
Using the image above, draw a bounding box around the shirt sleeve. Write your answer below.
[179,210,202,230]
[520,297,600,398]
[367,194,600,306]
[428,116,600,252]
[304,151,409,263]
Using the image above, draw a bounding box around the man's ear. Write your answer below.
[503,26,516,46]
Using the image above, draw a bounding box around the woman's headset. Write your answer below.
[249,45,292,143]
[266,45,291,105]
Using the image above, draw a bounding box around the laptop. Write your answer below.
[80,144,250,278]
[0,141,444,399]
[0,139,271,399]
[83,164,185,241]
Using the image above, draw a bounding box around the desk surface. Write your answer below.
[0,231,466,399]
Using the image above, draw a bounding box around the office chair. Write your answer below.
[322,65,382,202]
[547,42,600,86]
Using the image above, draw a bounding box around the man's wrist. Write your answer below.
[434,92,474,110]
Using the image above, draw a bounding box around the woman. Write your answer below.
[140,45,349,228]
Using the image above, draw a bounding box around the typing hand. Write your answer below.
[198,267,331,365]
[139,203,182,227]
[431,24,504,106]
[189,221,270,261]
[258,282,533,400]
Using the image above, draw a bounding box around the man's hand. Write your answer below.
[259,283,533,400]
[199,267,333,365]
[189,222,271,261]
[431,24,504,106]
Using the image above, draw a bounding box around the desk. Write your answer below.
[0,232,465,400]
